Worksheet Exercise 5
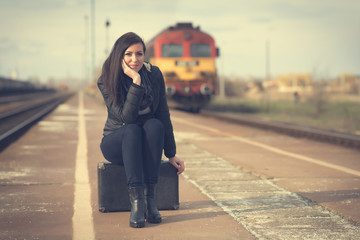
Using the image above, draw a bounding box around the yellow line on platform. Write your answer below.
[173,116,360,177]
[72,91,95,240]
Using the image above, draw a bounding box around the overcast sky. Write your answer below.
[0,0,359,82]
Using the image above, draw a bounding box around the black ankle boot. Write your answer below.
[145,184,162,223]
[128,186,145,228]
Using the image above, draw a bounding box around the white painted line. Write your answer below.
[176,136,360,239]
[173,116,360,177]
[72,91,95,240]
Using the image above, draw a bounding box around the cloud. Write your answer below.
[251,17,272,24]
[1,0,88,10]
[0,37,19,53]
[0,0,359,81]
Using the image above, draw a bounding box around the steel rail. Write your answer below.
[0,94,66,119]
[0,91,55,104]
[0,92,74,151]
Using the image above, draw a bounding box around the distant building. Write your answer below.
[275,73,313,93]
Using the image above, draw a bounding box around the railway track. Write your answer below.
[201,110,360,149]
[0,91,74,151]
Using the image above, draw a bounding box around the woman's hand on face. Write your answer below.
[169,156,185,175]
[122,60,141,85]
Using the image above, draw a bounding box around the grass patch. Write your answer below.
[205,97,360,134]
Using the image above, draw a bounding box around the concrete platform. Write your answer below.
[2,91,359,239]
[0,92,253,240]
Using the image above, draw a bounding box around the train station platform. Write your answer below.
[1,91,359,239]
[0,92,252,240]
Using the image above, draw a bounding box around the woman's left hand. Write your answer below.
[169,156,185,175]
[122,60,141,85]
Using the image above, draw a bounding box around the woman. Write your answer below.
[98,32,185,228]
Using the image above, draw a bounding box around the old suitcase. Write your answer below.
[98,160,179,212]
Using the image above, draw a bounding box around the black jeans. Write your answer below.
[100,118,164,187]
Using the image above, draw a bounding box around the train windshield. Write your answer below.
[191,44,211,57]
[162,44,183,57]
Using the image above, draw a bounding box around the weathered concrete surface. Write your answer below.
[1,92,359,239]
[0,93,253,240]
[0,96,79,240]
[170,110,360,239]
[86,93,252,240]
[176,140,360,239]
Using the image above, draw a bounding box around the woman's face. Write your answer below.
[123,43,144,72]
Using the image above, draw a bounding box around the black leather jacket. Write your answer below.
[97,64,176,158]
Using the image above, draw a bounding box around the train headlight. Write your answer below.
[183,86,191,93]
[166,85,176,96]
[200,84,212,95]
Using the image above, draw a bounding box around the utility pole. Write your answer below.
[91,0,96,82]
[83,15,89,85]
[266,40,270,82]
[265,40,271,111]
[219,60,225,98]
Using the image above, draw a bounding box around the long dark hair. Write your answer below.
[101,32,146,105]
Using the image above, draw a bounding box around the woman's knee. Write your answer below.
[143,118,164,135]
[123,124,142,141]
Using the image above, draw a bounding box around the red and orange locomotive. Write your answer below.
[145,22,219,112]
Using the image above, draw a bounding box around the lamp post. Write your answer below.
[105,19,110,56]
